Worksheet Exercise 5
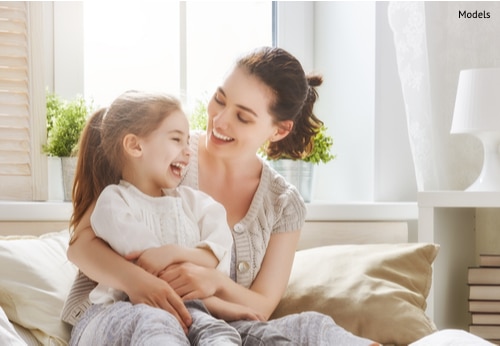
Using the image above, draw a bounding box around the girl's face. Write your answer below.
[137,110,190,194]
[205,66,285,160]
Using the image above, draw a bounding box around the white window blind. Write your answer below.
[0,2,45,201]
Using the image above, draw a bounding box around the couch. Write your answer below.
[0,210,494,346]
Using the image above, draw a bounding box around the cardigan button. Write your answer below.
[234,224,244,233]
[237,261,250,273]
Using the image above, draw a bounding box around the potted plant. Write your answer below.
[43,91,92,201]
[261,124,335,202]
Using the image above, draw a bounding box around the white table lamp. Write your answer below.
[451,68,500,191]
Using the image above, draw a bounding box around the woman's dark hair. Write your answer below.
[69,91,182,241]
[236,46,324,160]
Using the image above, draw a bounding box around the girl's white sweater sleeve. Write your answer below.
[178,186,233,277]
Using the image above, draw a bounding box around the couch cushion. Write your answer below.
[0,230,77,346]
[271,243,439,345]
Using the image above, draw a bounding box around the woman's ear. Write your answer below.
[270,120,293,142]
[123,134,142,157]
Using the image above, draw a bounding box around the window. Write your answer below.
[83,2,273,109]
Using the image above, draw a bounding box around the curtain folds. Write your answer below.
[388,1,500,191]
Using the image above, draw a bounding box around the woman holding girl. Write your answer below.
[63,46,379,345]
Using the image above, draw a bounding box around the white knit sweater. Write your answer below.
[181,131,306,288]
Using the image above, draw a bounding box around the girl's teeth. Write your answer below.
[171,163,185,176]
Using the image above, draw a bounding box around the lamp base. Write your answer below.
[466,132,500,191]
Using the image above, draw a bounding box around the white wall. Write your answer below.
[53,2,84,99]
[312,1,416,202]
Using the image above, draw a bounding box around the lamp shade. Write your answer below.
[451,68,500,134]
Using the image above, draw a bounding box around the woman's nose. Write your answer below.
[213,109,230,129]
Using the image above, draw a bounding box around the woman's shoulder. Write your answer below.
[258,161,307,231]
[263,161,303,202]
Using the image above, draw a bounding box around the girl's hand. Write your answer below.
[159,262,222,300]
[127,245,177,276]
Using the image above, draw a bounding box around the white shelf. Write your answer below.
[419,191,500,208]
[306,201,417,221]
[417,191,500,331]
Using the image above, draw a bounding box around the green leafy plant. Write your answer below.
[189,98,208,131]
[261,124,336,164]
[43,92,93,157]
[302,124,336,164]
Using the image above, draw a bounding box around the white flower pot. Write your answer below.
[47,156,64,201]
[269,160,315,202]
[61,157,78,201]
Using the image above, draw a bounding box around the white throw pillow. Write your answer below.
[0,230,77,346]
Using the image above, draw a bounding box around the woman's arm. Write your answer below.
[67,203,192,331]
[202,296,264,322]
[160,231,300,320]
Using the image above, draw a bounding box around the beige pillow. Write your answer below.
[0,230,77,346]
[271,243,439,346]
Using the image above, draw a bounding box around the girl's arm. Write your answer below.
[160,231,300,320]
[67,203,192,331]
[132,245,219,276]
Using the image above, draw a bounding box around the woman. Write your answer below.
[64,46,379,345]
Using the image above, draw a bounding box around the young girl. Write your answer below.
[69,90,256,345]
[65,47,380,345]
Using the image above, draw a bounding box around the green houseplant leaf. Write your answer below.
[43,92,93,157]
[261,124,336,165]
[300,124,336,164]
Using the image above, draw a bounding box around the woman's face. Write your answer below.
[205,66,281,160]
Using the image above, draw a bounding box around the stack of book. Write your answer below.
[469,254,500,344]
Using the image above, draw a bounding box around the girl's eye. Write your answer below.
[172,137,181,142]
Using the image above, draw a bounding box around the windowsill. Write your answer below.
[0,201,73,221]
[0,200,418,222]
[306,201,418,221]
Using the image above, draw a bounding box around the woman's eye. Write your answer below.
[214,93,224,105]
[237,114,249,124]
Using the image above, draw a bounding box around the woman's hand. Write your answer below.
[203,297,265,322]
[159,262,224,300]
[126,269,192,333]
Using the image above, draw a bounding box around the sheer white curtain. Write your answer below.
[388,1,500,191]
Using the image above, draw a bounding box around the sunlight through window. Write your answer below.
[83,1,272,109]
